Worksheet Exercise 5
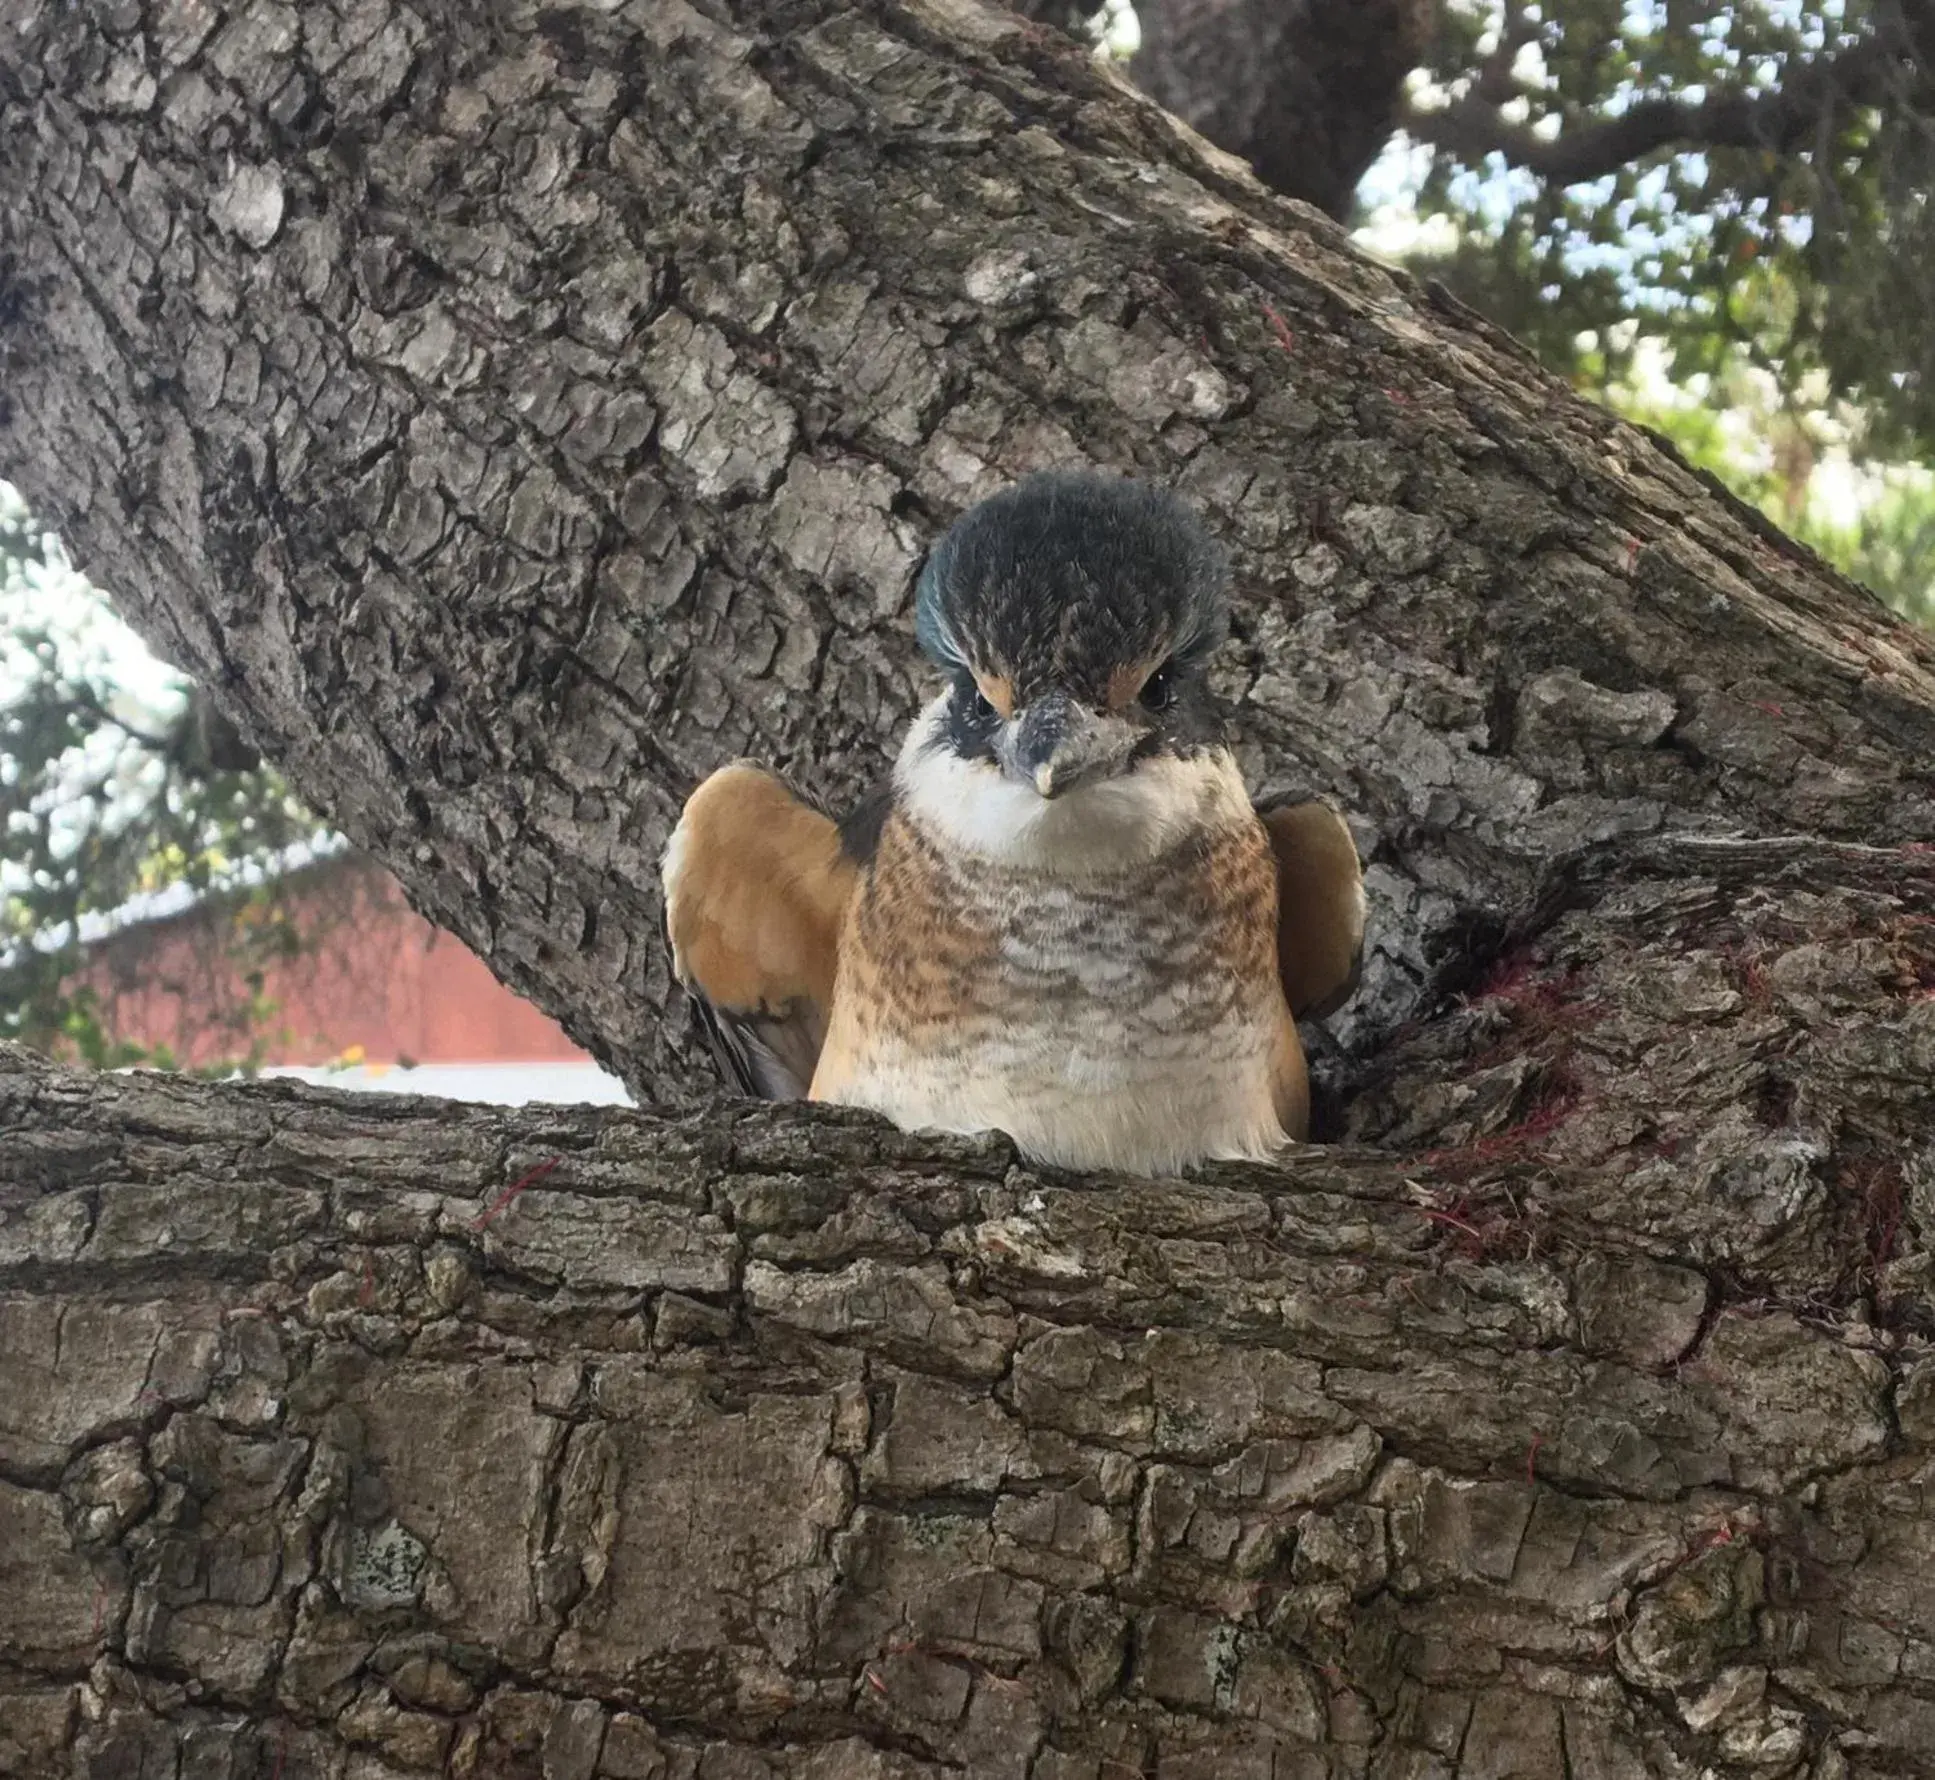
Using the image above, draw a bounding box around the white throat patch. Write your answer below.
[893,694,1253,874]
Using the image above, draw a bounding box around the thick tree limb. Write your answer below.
[1132,0,1436,218]
[1407,27,1918,186]
[4,938,1935,1777]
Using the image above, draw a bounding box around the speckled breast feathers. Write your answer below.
[660,471,1366,1172]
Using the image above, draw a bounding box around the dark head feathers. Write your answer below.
[915,471,1230,704]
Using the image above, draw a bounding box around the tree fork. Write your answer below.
[3,0,1930,1101]
[3,0,1935,1772]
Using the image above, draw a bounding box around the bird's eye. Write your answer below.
[1140,664,1175,711]
[962,681,998,722]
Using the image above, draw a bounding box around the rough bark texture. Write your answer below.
[1131,0,1436,220]
[6,924,1935,1780]
[3,0,1935,1774]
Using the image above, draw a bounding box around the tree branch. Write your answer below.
[4,793,1935,1773]
[2,0,1930,1110]
[1472,0,1538,107]
[60,684,175,756]
[1407,28,1916,185]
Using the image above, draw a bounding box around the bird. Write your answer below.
[660,470,1365,1174]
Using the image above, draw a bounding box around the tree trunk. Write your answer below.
[3,0,1935,1774]
[1130,0,1436,220]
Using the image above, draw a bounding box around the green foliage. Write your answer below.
[1609,359,1935,623]
[1794,475,1935,628]
[0,501,50,579]
[1407,2,1935,461]
[0,499,318,1068]
[1382,2,1935,626]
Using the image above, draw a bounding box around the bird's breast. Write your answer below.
[810,803,1301,1171]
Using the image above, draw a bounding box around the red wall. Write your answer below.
[84,857,590,1069]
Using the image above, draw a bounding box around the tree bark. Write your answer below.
[6,930,1935,1780]
[4,0,1935,1773]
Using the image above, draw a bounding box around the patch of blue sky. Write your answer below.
[1445,159,1544,232]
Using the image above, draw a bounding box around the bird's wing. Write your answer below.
[1257,797,1366,1021]
[662,763,867,1099]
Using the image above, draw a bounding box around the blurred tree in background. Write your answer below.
[1400,1,1935,456]
[5,0,1934,1053]
[1109,0,1935,622]
[0,486,320,1066]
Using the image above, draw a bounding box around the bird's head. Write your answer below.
[901,471,1244,869]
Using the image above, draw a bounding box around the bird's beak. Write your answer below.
[1001,691,1137,799]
